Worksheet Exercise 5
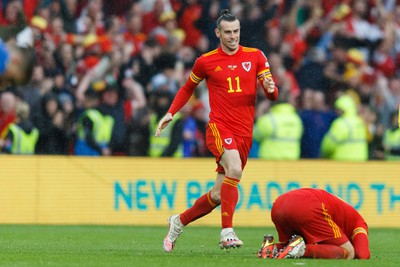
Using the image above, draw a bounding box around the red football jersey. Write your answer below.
[169,45,274,137]
[272,188,368,245]
[310,188,368,240]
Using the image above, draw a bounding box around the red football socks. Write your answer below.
[303,244,348,259]
[220,176,239,229]
[179,191,218,226]
[352,231,370,259]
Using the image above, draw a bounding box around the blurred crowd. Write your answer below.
[0,0,399,160]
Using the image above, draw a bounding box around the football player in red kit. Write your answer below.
[156,9,278,252]
[258,188,370,260]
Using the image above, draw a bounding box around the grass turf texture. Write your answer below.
[0,225,399,267]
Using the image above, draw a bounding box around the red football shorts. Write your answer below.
[271,192,350,246]
[206,122,252,173]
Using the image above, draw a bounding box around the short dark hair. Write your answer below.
[16,46,36,86]
[216,9,237,30]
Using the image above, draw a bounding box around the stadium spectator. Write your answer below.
[123,75,149,157]
[0,0,21,26]
[43,0,78,34]
[54,42,78,83]
[0,1,27,40]
[180,101,197,157]
[75,0,104,35]
[280,0,322,71]
[191,99,211,157]
[0,91,17,137]
[123,11,147,56]
[295,48,328,92]
[119,38,162,93]
[74,85,113,156]
[382,110,400,160]
[258,188,370,259]
[149,89,183,157]
[148,52,181,94]
[375,76,400,129]
[141,0,170,35]
[97,76,127,155]
[175,0,203,48]
[32,92,69,154]
[194,0,229,50]
[299,89,336,158]
[235,0,279,51]
[0,101,38,154]
[253,89,303,160]
[359,104,385,160]
[268,51,300,104]
[19,65,43,111]
[321,94,368,161]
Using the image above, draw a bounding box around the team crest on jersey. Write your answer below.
[224,138,233,145]
[242,62,251,72]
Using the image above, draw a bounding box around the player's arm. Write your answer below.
[155,58,204,137]
[351,227,370,259]
[257,52,278,101]
[154,78,197,137]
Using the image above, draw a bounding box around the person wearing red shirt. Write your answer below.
[156,9,278,252]
[0,91,17,137]
[258,188,370,260]
[123,12,147,56]
[176,0,203,48]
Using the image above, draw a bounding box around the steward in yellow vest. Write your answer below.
[0,101,38,154]
[74,89,114,156]
[75,108,114,156]
[149,90,183,157]
[321,95,368,161]
[383,111,400,160]
[254,102,303,160]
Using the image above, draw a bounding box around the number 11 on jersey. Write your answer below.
[227,77,242,93]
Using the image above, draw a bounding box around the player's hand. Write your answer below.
[263,72,275,94]
[155,113,173,137]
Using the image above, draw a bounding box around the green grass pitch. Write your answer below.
[0,225,399,267]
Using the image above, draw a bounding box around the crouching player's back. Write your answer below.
[258,188,370,260]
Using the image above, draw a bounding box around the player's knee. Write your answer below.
[225,165,242,179]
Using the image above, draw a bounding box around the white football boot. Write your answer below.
[163,214,184,252]
[219,228,243,249]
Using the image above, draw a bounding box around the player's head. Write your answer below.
[215,9,240,53]
[0,45,35,88]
